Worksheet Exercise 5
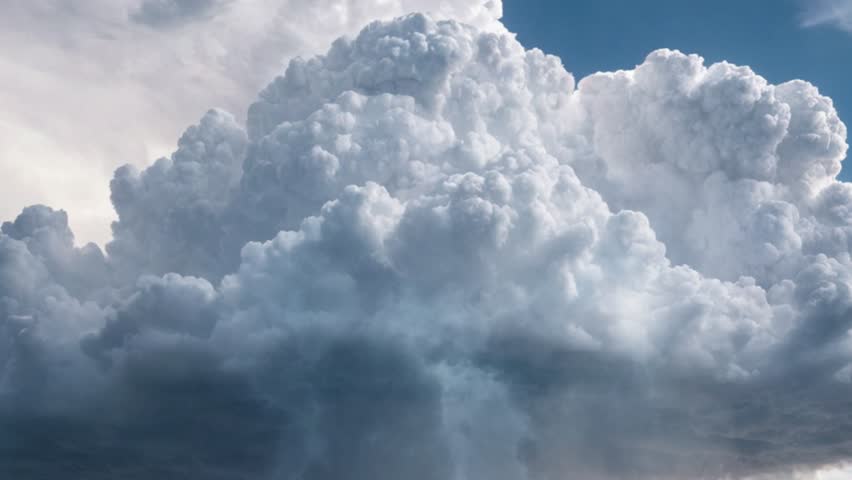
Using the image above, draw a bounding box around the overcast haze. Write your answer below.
[2,1,852,478]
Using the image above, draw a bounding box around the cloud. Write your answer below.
[800,0,852,32]
[0,0,503,245]
[2,5,852,479]
[130,0,226,27]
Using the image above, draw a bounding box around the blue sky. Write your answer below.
[504,0,852,180]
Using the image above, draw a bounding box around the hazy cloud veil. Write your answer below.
[2,1,852,478]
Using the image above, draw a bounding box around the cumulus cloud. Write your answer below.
[2,4,852,479]
[0,0,502,244]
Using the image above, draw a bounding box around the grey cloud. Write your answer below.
[130,0,225,27]
[1,206,109,300]
[107,109,248,281]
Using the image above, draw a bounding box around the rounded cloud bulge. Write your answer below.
[0,0,504,245]
[3,3,852,479]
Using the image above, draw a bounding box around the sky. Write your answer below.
[4,1,852,479]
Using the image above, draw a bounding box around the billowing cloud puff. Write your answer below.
[2,9,852,480]
[0,0,503,244]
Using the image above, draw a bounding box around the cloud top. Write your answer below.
[0,0,503,245]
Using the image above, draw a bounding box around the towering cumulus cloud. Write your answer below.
[0,0,504,244]
[2,5,852,479]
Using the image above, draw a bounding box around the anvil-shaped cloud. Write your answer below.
[2,3,852,479]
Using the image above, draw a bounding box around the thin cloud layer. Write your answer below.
[2,7,852,480]
[130,0,226,27]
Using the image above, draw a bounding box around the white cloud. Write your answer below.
[2,4,852,479]
[0,0,502,245]
[817,465,852,480]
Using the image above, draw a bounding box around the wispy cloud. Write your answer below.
[801,0,852,32]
